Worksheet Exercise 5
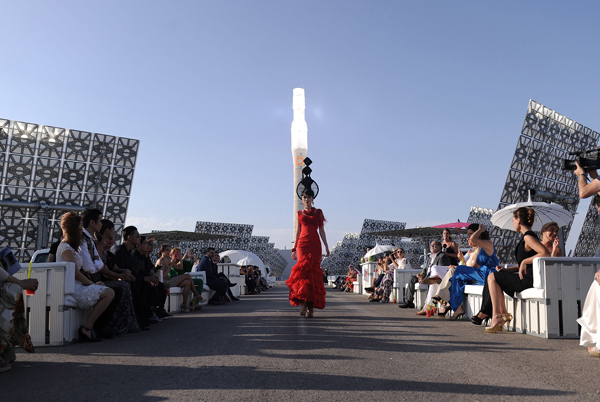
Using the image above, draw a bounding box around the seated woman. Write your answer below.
[578,270,600,357]
[415,264,450,315]
[433,226,472,314]
[156,247,203,312]
[343,265,357,292]
[391,248,412,270]
[370,259,394,303]
[56,212,115,342]
[477,207,549,332]
[434,224,498,320]
[441,228,460,266]
[541,222,563,257]
[95,219,141,335]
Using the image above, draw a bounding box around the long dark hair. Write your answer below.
[514,207,535,227]
[61,212,82,250]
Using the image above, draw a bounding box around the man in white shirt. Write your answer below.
[398,240,450,309]
[80,208,105,277]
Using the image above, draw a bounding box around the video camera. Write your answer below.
[561,148,600,171]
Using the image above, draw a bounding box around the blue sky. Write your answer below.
[1,1,599,251]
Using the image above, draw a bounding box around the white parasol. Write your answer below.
[490,193,574,231]
[364,243,394,259]
[219,250,265,270]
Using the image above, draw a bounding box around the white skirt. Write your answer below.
[73,282,106,308]
[577,280,600,348]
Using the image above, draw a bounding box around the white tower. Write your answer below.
[291,88,308,242]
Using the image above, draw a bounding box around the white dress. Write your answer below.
[577,280,600,349]
[396,258,413,270]
[56,242,106,308]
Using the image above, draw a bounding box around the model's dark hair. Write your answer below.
[61,212,82,250]
[82,208,102,227]
[302,188,315,198]
[122,225,138,241]
[513,207,535,227]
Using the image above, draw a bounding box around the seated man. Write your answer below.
[198,248,228,305]
[131,236,168,320]
[398,240,450,309]
[212,253,238,301]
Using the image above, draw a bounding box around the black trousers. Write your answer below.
[206,278,228,301]
[479,271,534,317]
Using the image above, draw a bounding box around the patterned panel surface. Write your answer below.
[0,118,139,261]
[495,100,600,262]
[574,203,600,257]
[156,222,287,276]
[322,219,409,275]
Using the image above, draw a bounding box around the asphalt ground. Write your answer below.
[4,285,600,402]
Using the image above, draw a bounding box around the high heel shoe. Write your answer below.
[502,313,513,329]
[448,312,465,321]
[485,315,505,333]
[450,305,465,321]
[306,310,314,318]
[300,303,307,316]
[471,313,490,326]
[437,303,450,317]
[78,326,102,342]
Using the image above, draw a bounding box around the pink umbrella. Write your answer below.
[431,221,469,229]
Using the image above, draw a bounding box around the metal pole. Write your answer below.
[0,200,86,250]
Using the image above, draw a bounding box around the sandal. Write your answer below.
[431,295,443,304]
[78,326,102,342]
[471,313,489,326]
[437,303,450,317]
[180,303,190,313]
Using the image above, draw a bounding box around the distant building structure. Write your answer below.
[0,117,139,261]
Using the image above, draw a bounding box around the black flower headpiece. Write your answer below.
[296,157,319,199]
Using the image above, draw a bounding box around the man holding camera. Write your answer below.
[574,161,600,199]
[574,162,600,258]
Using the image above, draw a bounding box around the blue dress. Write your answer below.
[448,247,499,311]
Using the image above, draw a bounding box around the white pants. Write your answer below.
[578,280,600,348]
[422,265,448,308]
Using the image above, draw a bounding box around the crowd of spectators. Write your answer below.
[0,208,255,371]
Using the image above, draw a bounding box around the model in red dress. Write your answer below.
[286,189,330,317]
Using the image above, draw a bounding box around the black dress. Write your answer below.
[443,244,459,266]
[479,231,539,316]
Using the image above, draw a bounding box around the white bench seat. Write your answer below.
[464,257,600,338]
[13,262,87,347]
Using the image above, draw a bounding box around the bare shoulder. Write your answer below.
[61,248,76,263]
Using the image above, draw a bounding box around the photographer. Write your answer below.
[574,161,600,199]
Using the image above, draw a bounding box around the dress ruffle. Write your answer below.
[286,252,326,310]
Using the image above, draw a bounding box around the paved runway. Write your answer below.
[4,286,600,401]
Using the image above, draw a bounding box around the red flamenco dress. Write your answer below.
[286,208,327,309]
